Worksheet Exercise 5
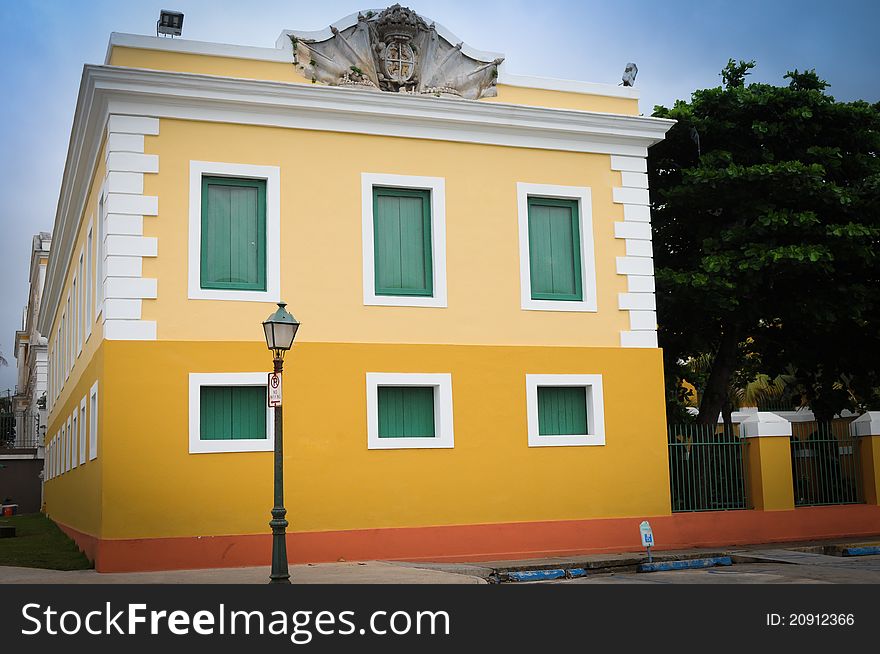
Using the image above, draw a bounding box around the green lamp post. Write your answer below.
[261,301,300,584]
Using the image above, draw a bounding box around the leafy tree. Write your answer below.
[650,62,880,424]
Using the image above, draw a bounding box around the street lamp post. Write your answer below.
[262,302,301,584]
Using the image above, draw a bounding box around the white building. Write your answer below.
[11,232,52,452]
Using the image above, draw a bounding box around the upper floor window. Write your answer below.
[188,161,280,303]
[361,173,447,308]
[517,183,597,312]
[200,176,267,291]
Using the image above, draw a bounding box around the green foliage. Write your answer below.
[651,62,880,421]
[720,59,755,89]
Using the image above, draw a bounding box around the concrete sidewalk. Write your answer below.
[0,561,486,584]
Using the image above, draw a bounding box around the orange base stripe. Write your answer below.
[56,505,880,573]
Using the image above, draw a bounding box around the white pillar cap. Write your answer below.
[850,411,880,437]
[741,411,792,438]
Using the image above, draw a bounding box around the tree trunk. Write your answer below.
[697,327,739,425]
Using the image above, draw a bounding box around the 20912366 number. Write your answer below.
[766,613,855,626]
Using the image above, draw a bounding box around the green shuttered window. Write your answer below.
[377,386,436,438]
[537,386,588,436]
[373,187,433,296]
[201,176,267,291]
[200,386,267,441]
[527,197,583,301]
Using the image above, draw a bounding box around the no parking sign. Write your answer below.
[268,372,282,407]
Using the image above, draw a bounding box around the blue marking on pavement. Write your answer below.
[637,556,733,573]
[841,546,880,557]
[508,569,567,582]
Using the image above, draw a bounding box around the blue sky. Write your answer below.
[0,0,877,389]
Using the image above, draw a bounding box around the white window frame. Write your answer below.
[89,381,99,461]
[361,173,448,308]
[525,374,606,447]
[516,183,598,312]
[65,416,72,472]
[188,161,281,302]
[95,187,106,319]
[188,372,275,454]
[79,397,87,465]
[76,250,83,355]
[366,372,454,450]
[85,220,93,340]
[71,410,78,469]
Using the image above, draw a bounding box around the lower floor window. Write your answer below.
[378,386,435,438]
[189,373,274,453]
[526,374,605,447]
[537,386,588,436]
[366,373,454,449]
[200,386,267,441]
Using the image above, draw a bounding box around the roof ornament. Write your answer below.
[622,62,638,87]
[290,5,504,99]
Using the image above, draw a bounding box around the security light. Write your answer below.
[157,10,184,38]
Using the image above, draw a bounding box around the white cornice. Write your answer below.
[497,72,639,100]
[38,64,673,335]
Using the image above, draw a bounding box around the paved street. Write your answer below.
[546,552,880,584]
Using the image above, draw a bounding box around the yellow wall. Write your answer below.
[47,138,107,429]
[142,118,629,346]
[98,340,670,539]
[108,46,639,115]
[42,344,105,537]
[746,436,795,511]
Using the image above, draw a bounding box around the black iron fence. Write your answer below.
[668,423,750,512]
[790,420,863,506]
[0,392,42,450]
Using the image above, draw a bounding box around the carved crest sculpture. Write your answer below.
[290,5,504,99]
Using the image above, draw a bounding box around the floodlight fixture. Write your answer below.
[157,10,184,38]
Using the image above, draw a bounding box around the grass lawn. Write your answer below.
[0,513,92,570]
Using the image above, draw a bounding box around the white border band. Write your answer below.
[361,173,447,308]
[526,374,606,447]
[366,372,454,450]
[517,183,597,312]
[188,161,281,303]
[188,372,275,453]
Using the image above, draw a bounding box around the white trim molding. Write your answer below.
[37,63,673,337]
[188,373,275,454]
[188,161,281,303]
[88,381,99,461]
[102,114,159,341]
[366,372,454,450]
[611,155,658,348]
[361,173,447,308]
[517,183,597,312]
[526,374,606,447]
[79,395,87,465]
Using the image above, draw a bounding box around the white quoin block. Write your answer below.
[610,155,647,173]
[106,152,159,174]
[613,187,650,206]
[618,292,656,311]
[620,171,649,189]
[616,256,654,276]
[850,411,880,437]
[620,330,658,348]
[105,193,158,216]
[106,172,144,195]
[625,239,654,257]
[624,204,651,222]
[107,115,159,135]
[107,133,145,154]
[741,412,793,438]
[627,275,655,293]
[615,221,652,241]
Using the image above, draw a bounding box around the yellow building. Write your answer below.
[39,7,677,571]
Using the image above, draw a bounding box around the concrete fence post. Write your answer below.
[741,412,794,511]
[850,412,880,505]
